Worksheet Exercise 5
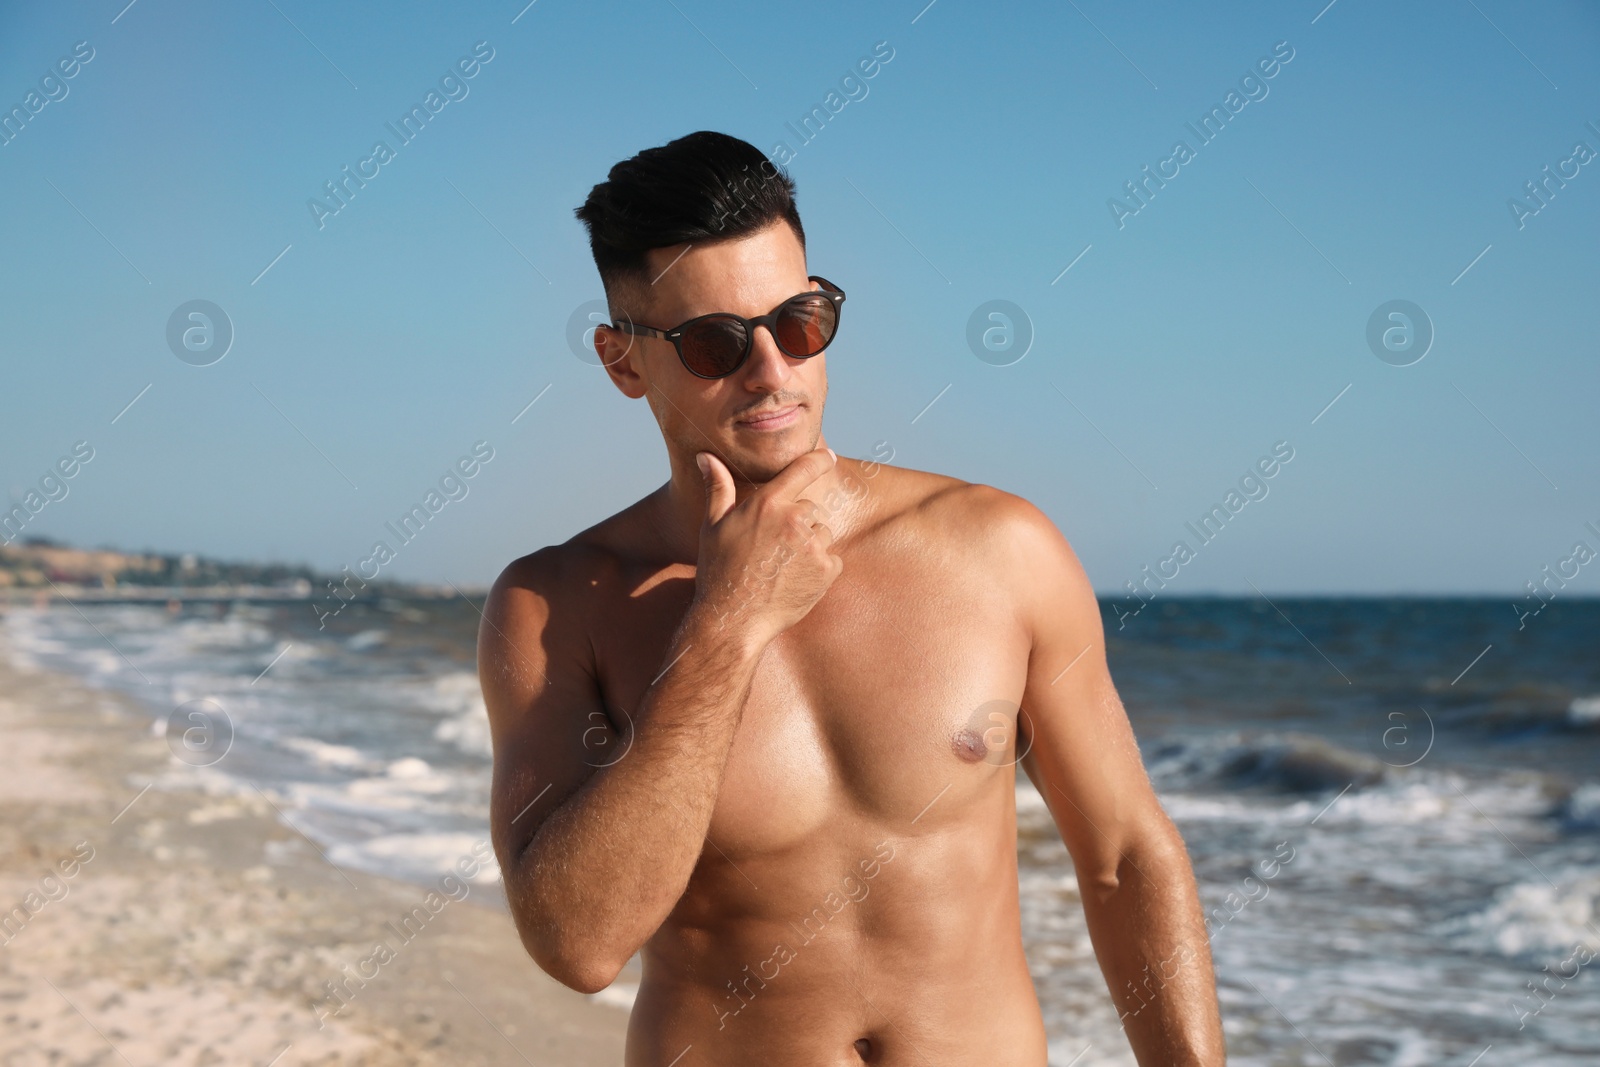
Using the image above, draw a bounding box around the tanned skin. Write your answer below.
[477,219,1225,1065]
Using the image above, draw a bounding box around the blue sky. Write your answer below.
[2,0,1596,594]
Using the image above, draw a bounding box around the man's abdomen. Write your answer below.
[624,824,1049,1066]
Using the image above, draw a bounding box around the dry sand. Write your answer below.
[0,644,630,1065]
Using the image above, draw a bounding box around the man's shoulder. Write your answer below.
[872,463,1096,635]
[485,507,648,619]
[866,461,1064,554]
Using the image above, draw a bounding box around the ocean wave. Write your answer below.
[1438,868,1600,961]
[292,758,459,808]
[1134,728,1579,840]
[424,670,492,757]
[346,628,388,651]
[325,831,501,886]
[1557,783,1600,832]
[1435,693,1600,737]
[1144,731,1389,795]
[1027,734,1579,838]
[279,736,371,771]
[1570,696,1600,727]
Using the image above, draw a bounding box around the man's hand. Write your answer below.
[692,446,843,644]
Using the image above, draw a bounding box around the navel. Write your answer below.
[853,1036,873,1059]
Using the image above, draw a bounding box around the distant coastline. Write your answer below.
[6,536,1594,605]
[0,537,484,603]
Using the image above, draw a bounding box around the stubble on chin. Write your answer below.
[729,432,819,485]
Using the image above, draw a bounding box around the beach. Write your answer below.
[2,594,1597,1065]
[0,647,629,1066]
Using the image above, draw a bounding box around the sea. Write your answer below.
[4,594,1597,1066]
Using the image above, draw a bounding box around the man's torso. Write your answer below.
[558,461,1051,1066]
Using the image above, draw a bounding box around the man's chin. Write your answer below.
[726,431,818,483]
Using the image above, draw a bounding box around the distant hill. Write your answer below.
[2,537,340,598]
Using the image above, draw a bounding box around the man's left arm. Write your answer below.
[995,493,1225,1066]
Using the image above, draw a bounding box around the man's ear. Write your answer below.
[597,325,649,399]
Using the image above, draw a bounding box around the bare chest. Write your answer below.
[591,547,1032,856]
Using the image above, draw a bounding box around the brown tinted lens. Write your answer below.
[681,316,749,377]
[775,294,838,356]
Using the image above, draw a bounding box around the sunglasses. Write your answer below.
[608,276,846,380]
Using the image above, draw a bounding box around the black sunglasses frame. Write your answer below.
[608,275,847,380]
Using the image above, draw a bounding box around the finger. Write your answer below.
[809,522,835,551]
[762,446,838,503]
[698,451,737,524]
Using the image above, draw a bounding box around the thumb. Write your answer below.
[697,451,736,525]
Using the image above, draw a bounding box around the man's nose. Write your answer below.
[739,324,798,388]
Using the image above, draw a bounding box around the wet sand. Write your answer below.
[0,644,629,1065]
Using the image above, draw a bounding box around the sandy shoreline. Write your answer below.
[0,641,629,1065]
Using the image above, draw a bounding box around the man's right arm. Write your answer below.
[480,578,766,993]
[478,447,841,993]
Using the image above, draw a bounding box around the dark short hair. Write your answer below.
[574,130,805,319]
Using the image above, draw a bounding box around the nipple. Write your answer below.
[951,727,988,763]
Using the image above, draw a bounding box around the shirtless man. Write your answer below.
[478,131,1225,1066]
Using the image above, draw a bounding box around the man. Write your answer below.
[478,130,1225,1065]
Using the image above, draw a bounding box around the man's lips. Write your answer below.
[736,404,802,430]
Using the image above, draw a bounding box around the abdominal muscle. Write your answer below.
[621,818,1051,1067]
